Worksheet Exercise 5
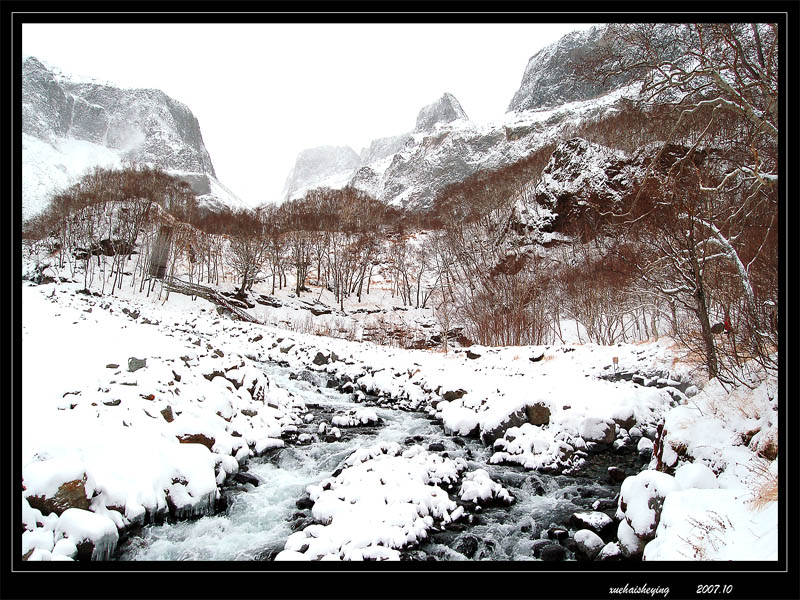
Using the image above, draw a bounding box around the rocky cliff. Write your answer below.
[22,57,248,219]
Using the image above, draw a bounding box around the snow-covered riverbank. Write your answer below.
[20,280,778,562]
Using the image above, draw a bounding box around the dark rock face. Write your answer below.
[508,26,622,112]
[232,472,260,486]
[160,406,175,423]
[507,23,690,113]
[441,389,467,402]
[531,539,552,557]
[480,408,529,446]
[547,527,569,541]
[415,92,468,132]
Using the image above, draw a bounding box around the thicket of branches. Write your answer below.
[574,23,779,385]
[22,23,778,384]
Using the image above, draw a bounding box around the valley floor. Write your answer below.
[19,275,778,563]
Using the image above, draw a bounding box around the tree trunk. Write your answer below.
[694,285,718,379]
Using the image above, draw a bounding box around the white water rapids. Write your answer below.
[117,362,630,561]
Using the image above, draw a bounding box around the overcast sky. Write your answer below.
[23,22,598,207]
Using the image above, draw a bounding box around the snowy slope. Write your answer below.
[22,133,123,221]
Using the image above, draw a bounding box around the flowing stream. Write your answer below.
[117,362,636,561]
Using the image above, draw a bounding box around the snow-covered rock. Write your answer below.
[569,511,614,537]
[458,469,513,505]
[54,508,119,561]
[278,443,466,560]
[617,470,680,540]
[330,407,380,428]
[280,145,361,201]
[674,462,719,490]
[579,416,616,444]
[574,529,605,559]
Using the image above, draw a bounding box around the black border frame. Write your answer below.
[3,2,796,599]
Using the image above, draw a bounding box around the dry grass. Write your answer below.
[678,511,733,559]
[746,458,778,510]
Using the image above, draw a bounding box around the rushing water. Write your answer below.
[117,361,635,561]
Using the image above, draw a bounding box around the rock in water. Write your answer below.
[540,544,567,561]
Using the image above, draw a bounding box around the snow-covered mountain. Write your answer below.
[282,87,635,211]
[280,26,642,211]
[280,145,362,201]
[22,57,250,220]
[414,92,468,131]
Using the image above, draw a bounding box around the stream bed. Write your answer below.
[116,362,641,561]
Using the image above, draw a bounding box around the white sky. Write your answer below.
[22,22,599,207]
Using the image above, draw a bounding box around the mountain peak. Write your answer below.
[414,92,468,131]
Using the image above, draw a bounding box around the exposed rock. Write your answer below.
[127,357,146,372]
[160,406,174,423]
[611,406,637,430]
[233,472,260,486]
[540,544,567,561]
[529,350,545,362]
[608,466,627,484]
[531,539,552,558]
[177,433,215,451]
[525,401,551,426]
[452,534,479,558]
[295,496,314,510]
[481,407,528,446]
[26,478,90,516]
[441,389,467,402]
[547,527,569,541]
